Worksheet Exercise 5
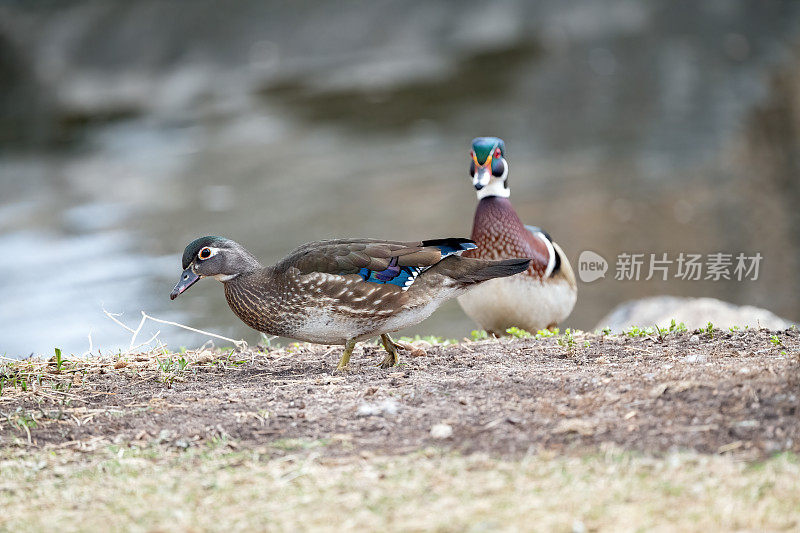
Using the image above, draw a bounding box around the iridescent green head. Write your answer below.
[471,137,505,166]
[469,137,509,198]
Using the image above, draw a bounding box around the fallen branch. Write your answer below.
[102,309,247,352]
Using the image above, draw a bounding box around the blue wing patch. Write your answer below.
[356,239,476,291]
[358,261,421,290]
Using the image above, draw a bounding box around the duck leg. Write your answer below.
[335,339,357,371]
[378,333,400,368]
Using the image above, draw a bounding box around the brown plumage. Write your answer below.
[171,236,530,370]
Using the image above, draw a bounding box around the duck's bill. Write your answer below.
[170,269,201,300]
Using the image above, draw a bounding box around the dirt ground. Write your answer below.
[1,328,798,459]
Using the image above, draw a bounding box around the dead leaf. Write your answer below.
[649,383,669,398]
[718,440,744,454]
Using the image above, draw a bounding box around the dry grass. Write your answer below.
[0,444,798,532]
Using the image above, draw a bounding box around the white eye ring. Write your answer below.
[197,246,218,260]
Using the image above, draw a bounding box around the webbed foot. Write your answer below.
[378,334,400,368]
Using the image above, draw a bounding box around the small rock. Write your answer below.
[739,367,751,375]
[683,354,706,363]
[689,335,700,344]
[410,347,427,357]
[156,429,174,444]
[356,399,399,417]
[396,340,428,357]
[553,419,595,436]
[430,423,453,439]
[196,351,215,363]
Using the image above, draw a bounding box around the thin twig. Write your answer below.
[80,332,94,357]
[129,313,148,350]
[139,311,247,348]
[103,308,246,352]
[102,308,136,334]
[126,331,162,355]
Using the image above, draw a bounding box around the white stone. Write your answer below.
[430,423,453,439]
[595,296,795,332]
[356,399,399,417]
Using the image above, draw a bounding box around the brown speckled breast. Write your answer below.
[466,197,550,278]
[224,270,292,335]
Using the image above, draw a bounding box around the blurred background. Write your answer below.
[1,0,799,357]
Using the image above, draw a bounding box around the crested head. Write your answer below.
[181,236,233,269]
[170,235,262,301]
[471,137,505,165]
[469,137,509,199]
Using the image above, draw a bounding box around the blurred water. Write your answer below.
[1,1,799,357]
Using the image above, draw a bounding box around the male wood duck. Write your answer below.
[457,137,577,334]
[170,236,530,370]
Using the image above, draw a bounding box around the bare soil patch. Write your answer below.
[2,328,798,459]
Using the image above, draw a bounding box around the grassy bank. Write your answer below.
[1,444,798,532]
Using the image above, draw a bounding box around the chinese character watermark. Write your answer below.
[578,251,762,283]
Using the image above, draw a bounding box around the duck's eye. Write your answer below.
[198,247,213,260]
[494,148,502,158]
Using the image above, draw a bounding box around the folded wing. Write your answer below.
[277,238,477,290]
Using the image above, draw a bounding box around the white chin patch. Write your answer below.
[472,175,490,189]
[476,178,510,199]
[214,273,238,282]
[475,159,510,199]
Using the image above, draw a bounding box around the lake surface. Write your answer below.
[2,1,799,357]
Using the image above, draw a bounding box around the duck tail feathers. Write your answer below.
[445,257,531,286]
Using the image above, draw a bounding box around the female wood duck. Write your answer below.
[170,236,530,370]
[457,137,577,334]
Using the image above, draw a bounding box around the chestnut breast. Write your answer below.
[466,197,550,278]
